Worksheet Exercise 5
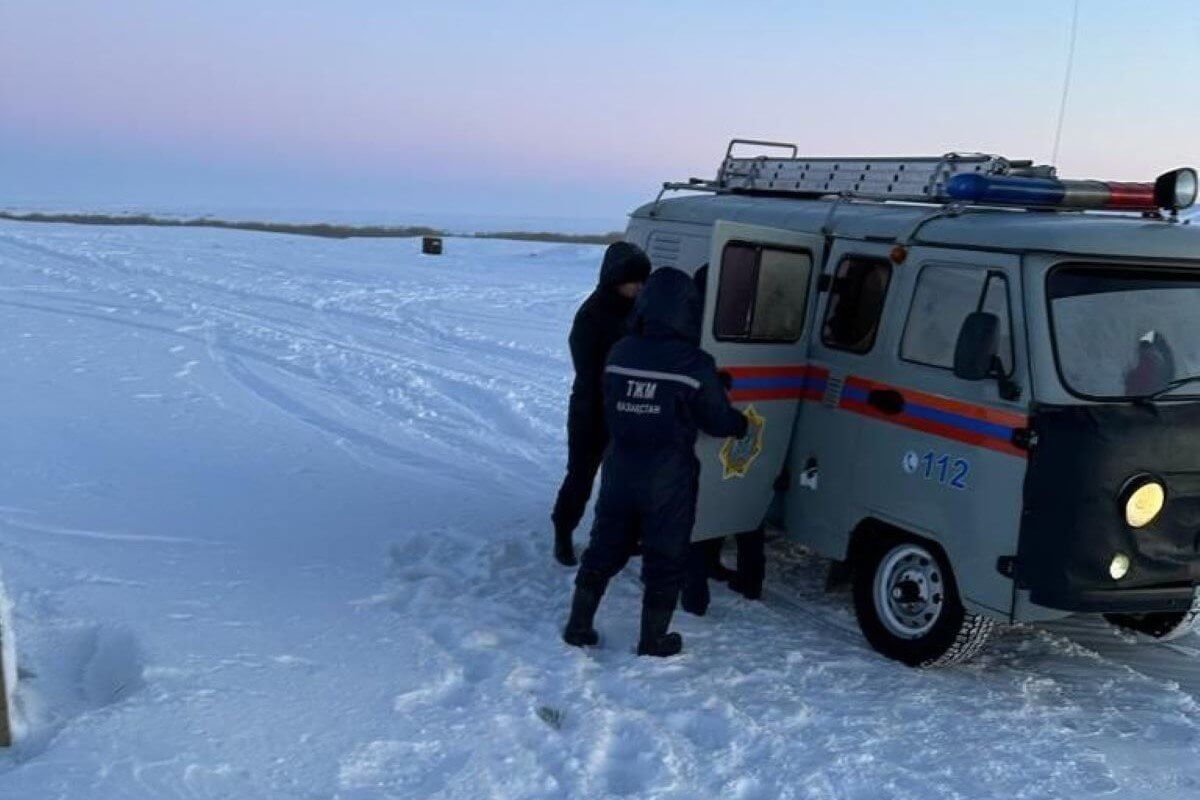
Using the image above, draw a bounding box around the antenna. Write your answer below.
[1051,0,1081,165]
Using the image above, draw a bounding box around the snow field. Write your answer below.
[0,221,1197,798]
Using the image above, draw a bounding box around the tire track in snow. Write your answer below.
[0,233,568,490]
[0,516,204,546]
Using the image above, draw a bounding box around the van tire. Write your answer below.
[1104,603,1200,643]
[852,535,995,667]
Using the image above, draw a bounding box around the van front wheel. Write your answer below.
[853,538,995,667]
[1104,603,1200,643]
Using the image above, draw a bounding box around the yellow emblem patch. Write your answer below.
[719,406,766,480]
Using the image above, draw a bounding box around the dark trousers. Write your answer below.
[732,528,766,596]
[551,421,607,537]
[682,538,720,611]
[578,454,696,596]
[683,528,766,606]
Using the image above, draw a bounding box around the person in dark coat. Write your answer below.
[562,267,748,657]
[680,263,766,616]
[551,242,652,566]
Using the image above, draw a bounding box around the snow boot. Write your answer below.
[681,572,709,617]
[731,529,765,600]
[680,584,708,617]
[637,590,683,657]
[562,571,606,647]
[729,573,763,601]
[554,526,577,567]
[710,561,736,584]
[702,538,736,584]
[681,542,711,616]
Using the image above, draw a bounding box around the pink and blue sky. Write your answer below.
[1,1,1197,226]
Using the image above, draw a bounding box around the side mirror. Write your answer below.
[953,312,1000,381]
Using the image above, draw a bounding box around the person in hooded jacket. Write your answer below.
[562,267,748,657]
[551,242,652,566]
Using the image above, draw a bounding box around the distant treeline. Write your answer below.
[0,211,622,246]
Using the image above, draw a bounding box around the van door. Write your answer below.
[692,221,825,540]
[784,241,898,558]
[846,248,1029,615]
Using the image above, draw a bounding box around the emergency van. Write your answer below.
[625,140,1200,666]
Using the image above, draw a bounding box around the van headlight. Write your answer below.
[1124,477,1165,528]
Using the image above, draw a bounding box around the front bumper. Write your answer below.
[1030,582,1197,614]
[1017,403,1200,615]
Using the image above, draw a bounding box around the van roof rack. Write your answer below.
[654,139,1191,216]
[712,139,1052,204]
[649,143,1049,216]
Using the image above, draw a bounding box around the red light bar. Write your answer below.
[1103,182,1158,210]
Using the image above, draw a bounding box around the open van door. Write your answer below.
[693,221,825,539]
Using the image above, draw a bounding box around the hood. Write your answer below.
[633,267,702,342]
[598,241,652,289]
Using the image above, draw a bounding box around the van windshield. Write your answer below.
[1048,265,1200,400]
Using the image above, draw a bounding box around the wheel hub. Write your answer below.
[874,544,946,639]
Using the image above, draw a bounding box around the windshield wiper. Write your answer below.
[1147,374,1200,401]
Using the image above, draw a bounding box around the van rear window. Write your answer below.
[713,242,811,342]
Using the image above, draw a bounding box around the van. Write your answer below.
[625,140,1200,666]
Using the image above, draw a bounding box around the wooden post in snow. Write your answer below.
[0,574,13,747]
[0,613,10,747]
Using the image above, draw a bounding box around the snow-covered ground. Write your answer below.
[0,220,1198,799]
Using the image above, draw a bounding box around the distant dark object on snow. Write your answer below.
[0,211,622,246]
[422,236,443,255]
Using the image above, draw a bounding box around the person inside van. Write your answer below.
[551,242,651,566]
[1124,330,1176,396]
[562,267,748,656]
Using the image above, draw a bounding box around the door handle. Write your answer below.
[866,388,905,415]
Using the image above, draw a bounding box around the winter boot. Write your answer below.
[728,573,762,601]
[636,590,683,657]
[730,529,765,600]
[562,571,606,647]
[680,579,709,617]
[681,550,711,617]
[554,526,577,567]
[710,561,736,584]
[705,538,735,583]
[729,574,763,601]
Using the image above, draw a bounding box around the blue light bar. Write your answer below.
[947,174,1066,207]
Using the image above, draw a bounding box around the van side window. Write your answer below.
[901,265,1014,374]
[714,242,812,342]
[820,257,892,353]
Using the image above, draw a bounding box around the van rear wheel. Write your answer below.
[853,538,994,667]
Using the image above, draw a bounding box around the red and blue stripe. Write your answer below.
[727,365,828,402]
[720,363,1027,458]
[840,376,1027,457]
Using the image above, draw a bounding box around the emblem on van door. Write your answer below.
[720,406,765,480]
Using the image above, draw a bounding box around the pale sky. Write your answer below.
[2,1,1197,225]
